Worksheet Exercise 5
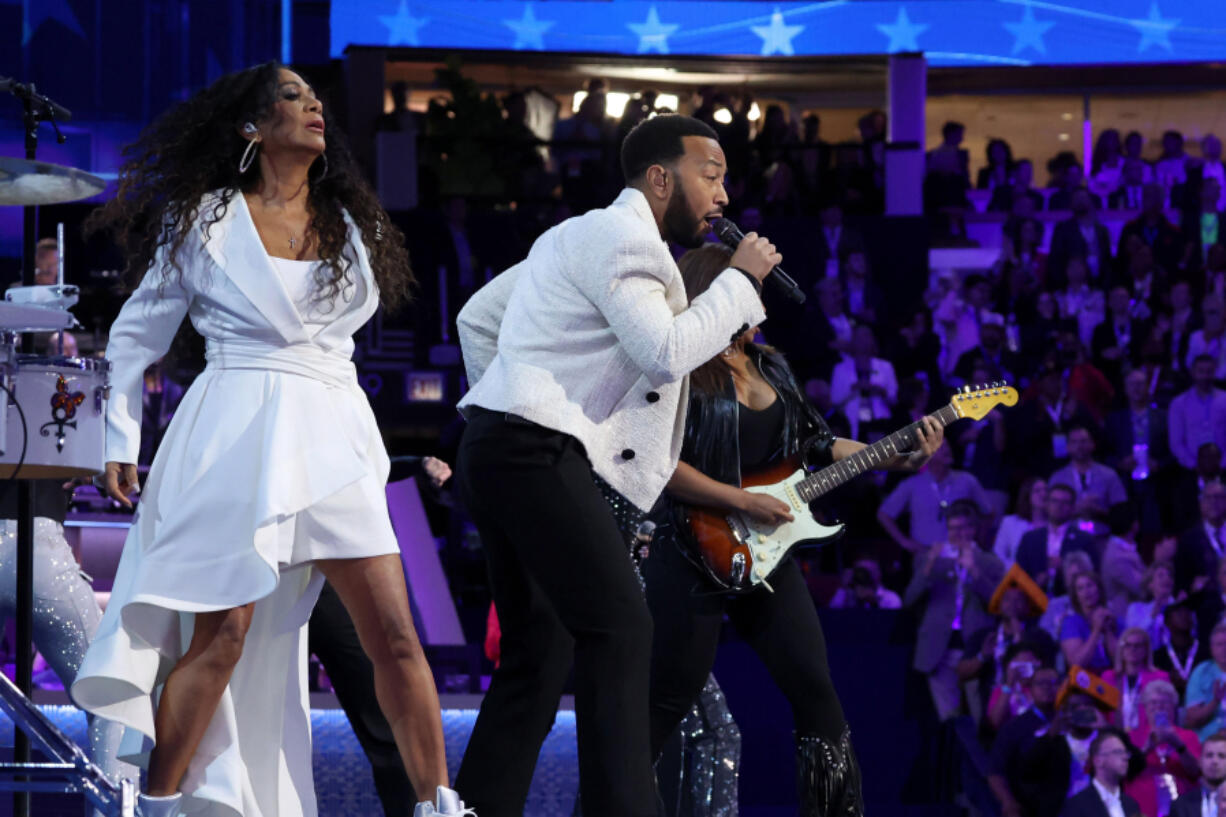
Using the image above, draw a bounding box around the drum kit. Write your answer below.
[0,80,132,816]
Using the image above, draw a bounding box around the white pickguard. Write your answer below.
[726,469,845,591]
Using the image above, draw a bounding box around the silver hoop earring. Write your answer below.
[312,153,329,181]
[238,138,260,173]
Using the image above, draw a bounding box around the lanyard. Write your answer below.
[1044,398,1064,428]
[1122,675,1141,730]
[1166,639,1199,681]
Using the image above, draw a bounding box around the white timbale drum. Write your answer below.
[0,356,110,478]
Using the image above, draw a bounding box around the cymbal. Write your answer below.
[0,157,105,206]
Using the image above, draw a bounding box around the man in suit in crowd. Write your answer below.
[1105,369,1171,475]
[1170,731,1226,817]
[1117,183,1185,275]
[1016,483,1097,595]
[1108,159,1148,212]
[813,201,864,284]
[1091,286,1150,388]
[1048,425,1129,515]
[1173,444,1225,531]
[1059,728,1142,817]
[904,500,1005,721]
[795,113,831,208]
[1176,480,1226,593]
[1049,189,1115,288]
[1104,369,1172,533]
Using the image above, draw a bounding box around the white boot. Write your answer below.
[413,786,477,816]
[136,792,182,817]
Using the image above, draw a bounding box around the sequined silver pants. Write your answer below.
[0,518,135,783]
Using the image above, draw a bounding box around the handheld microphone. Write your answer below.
[711,218,805,305]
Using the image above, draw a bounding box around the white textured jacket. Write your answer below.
[457,187,766,510]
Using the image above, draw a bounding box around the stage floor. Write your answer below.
[0,696,580,817]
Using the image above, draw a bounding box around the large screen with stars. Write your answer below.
[330,0,1225,67]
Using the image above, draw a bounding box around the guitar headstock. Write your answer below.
[949,381,1019,421]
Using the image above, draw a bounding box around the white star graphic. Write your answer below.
[1003,1,1054,56]
[876,7,928,53]
[378,0,429,47]
[503,3,555,51]
[627,6,680,55]
[750,7,804,57]
[1129,2,1180,53]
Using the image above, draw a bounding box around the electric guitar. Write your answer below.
[682,383,1018,593]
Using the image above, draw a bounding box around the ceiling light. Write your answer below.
[714,108,733,125]
[748,102,761,122]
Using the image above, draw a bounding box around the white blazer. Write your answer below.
[105,190,381,465]
[457,187,766,510]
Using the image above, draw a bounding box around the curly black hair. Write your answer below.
[86,61,413,309]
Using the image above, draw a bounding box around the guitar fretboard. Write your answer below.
[795,403,961,503]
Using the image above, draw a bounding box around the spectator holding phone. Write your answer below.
[1126,680,1202,817]
[982,644,1044,732]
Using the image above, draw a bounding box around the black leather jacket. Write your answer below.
[677,344,835,489]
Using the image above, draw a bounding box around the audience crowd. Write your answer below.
[848,116,1224,816]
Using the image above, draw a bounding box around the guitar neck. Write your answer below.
[795,403,961,503]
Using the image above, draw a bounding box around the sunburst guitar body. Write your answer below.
[682,383,1019,593]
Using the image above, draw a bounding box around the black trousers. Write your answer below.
[308,581,416,816]
[643,530,847,757]
[454,410,657,817]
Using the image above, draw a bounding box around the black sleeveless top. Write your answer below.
[737,393,785,470]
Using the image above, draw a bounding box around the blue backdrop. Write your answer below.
[332,0,1226,67]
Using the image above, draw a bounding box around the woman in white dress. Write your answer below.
[71,63,472,817]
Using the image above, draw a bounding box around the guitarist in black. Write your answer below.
[644,244,944,815]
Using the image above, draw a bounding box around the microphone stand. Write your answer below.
[2,76,70,817]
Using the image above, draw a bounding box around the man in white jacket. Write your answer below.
[453,115,778,817]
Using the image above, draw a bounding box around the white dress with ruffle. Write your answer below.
[71,191,400,817]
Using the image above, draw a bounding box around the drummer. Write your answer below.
[8,237,59,288]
